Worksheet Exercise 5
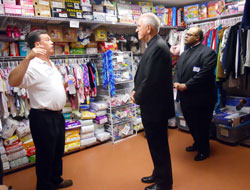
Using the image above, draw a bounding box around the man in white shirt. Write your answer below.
[8,30,73,190]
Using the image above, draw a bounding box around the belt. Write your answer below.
[31,108,62,114]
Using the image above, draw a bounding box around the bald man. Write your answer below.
[131,13,175,190]
[173,27,217,161]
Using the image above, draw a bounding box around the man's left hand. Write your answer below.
[177,84,188,91]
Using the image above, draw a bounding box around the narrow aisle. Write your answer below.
[4,129,250,190]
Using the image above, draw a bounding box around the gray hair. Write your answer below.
[140,13,161,33]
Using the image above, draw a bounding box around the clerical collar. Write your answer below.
[190,42,201,49]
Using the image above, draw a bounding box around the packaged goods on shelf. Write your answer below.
[22,7,34,16]
[199,3,208,19]
[28,154,36,163]
[90,101,108,112]
[3,0,16,5]
[96,132,110,142]
[0,146,6,155]
[80,124,95,134]
[33,0,50,7]
[3,161,10,170]
[18,42,30,57]
[48,26,64,42]
[34,5,51,17]
[64,141,80,152]
[23,139,34,149]
[79,119,93,126]
[63,28,77,42]
[16,120,30,138]
[2,118,19,139]
[1,154,8,162]
[54,43,70,55]
[177,8,185,27]
[94,126,105,135]
[5,142,24,155]
[207,1,218,18]
[10,42,19,56]
[80,132,94,140]
[50,0,65,8]
[4,135,19,147]
[94,115,108,125]
[65,128,80,137]
[4,4,22,15]
[65,135,80,145]
[8,149,26,162]
[20,133,32,143]
[0,4,4,14]
[93,11,105,21]
[80,136,96,146]
[51,8,68,17]
[0,42,9,56]
[26,146,36,157]
[10,156,29,168]
[65,120,82,130]
[184,4,199,22]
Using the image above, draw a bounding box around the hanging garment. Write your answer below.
[242,0,250,29]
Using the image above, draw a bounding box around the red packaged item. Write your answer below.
[26,146,36,157]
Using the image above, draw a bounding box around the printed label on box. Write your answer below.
[180,119,186,127]
[220,128,229,137]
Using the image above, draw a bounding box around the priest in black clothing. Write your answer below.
[131,13,175,190]
[173,27,217,161]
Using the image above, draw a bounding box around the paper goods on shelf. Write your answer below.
[96,132,111,142]
[80,137,97,146]
[80,124,95,134]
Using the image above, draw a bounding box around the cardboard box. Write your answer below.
[54,42,69,55]
[67,8,82,18]
[0,42,9,56]
[22,7,34,15]
[81,4,91,12]
[4,4,22,15]
[3,0,16,5]
[33,0,49,6]
[93,4,103,12]
[34,5,51,17]
[20,0,33,8]
[65,2,80,9]
[48,26,63,42]
[51,7,67,17]
[105,14,117,22]
[93,11,105,21]
[0,4,5,14]
[50,0,65,8]
[62,28,77,42]
[184,4,199,22]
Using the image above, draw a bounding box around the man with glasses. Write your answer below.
[173,27,217,161]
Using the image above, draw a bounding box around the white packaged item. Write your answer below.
[96,132,111,142]
[3,161,10,170]
[95,110,107,117]
[80,137,96,147]
[80,119,93,126]
[94,127,105,135]
[80,132,95,140]
[7,149,26,161]
[1,154,8,162]
[2,118,19,139]
[94,123,104,129]
[90,101,108,111]
[0,146,6,155]
[80,124,95,134]
[10,156,29,168]
[16,121,30,138]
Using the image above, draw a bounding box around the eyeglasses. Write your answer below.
[185,33,198,37]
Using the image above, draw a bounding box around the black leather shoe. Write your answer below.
[141,176,155,183]
[194,153,210,161]
[186,145,197,152]
[145,183,172,190]
[56,180,73,189]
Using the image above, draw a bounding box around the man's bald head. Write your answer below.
[184,27,204,46]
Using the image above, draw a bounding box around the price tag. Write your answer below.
[70,20,80,28]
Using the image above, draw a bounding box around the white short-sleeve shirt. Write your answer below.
[19,57,66,111]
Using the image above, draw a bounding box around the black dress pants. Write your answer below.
[142,118,173,187]
[181,103,215,155]
[29,109,65,190]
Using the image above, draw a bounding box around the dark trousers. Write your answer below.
[0,156,3,185]
[142,118,173,187]
[181,103,215,154]
[29,109,65,190]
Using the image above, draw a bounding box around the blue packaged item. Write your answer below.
[18,42,30,56]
